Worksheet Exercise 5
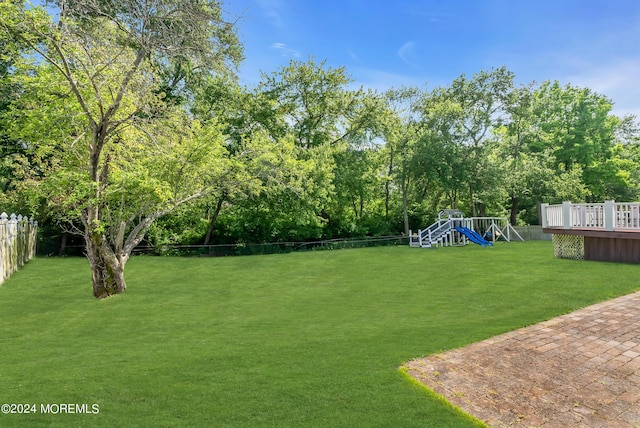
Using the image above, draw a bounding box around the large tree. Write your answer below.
[219,59,386,241]
[192,63,341,243]
[531,81,619,201]
[442,67,514,216]
[0,0,242,297]
[379,87,426,235]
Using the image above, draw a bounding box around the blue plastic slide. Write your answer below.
[454,226,494,247]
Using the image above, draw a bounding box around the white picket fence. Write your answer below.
[0,212,38,286]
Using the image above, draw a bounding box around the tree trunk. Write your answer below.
[479,203,487,218]
[510,196,519,226]
[90,258,126,299]
[402,180,410,235]
[59,231,68,256]
[470,186,476,217]
[85,228,127,299]
[203,194,225,246]
[385,150,393,221]
[87,247,126,298]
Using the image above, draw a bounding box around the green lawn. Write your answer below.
[1,241,639,427]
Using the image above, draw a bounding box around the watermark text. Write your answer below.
[1,403,99,414]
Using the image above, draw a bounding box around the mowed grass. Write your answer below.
[1,241,639,427]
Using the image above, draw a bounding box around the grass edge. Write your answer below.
[397,366,488,427]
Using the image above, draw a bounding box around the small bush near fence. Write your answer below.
[1,213,38,285]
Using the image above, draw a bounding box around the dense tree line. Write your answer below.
[150,62,640,243]
[1,1,639,297]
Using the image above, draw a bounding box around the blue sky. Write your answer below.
[223,0,640,117]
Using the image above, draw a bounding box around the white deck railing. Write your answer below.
[615,203,640,229]
[541,201,640,232]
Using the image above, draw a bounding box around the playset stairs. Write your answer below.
[409,219,458,248]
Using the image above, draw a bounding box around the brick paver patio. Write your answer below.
[404,291,640,427]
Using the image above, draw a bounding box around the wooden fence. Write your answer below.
[0,212,38,286]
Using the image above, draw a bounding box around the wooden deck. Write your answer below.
[542,201,640,263]
[543,227,640,240]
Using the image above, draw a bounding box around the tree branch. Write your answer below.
[4,23,98,129]
[102,48,146,125]
[121,190,209,257]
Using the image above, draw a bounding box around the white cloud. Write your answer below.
[271,42,301,58]
[397,41,417,66]
[256,0,286,28]
[486,48,640,118]
[564,58,640,118]
[348,49,360,63]
[419,12,454,24]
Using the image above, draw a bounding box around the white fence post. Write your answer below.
[604,200,615,232]
[540,203,549,229]
[0,212,38,286]
[562,201,572,230]
[0,212,6,284]
[9,214,17,280]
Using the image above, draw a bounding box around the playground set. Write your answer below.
[409,209,524,248]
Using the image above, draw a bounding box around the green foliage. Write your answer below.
[146,204,210,248]
[259,58,355,149]
[329,147,387,236]
[531,82,619,199]
[187,59,393,244]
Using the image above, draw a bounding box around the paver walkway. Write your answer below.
[404,291,640,427]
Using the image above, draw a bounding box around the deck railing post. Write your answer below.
[541,203,549,228]
[562,201,572,229]
[604,200,615,231]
